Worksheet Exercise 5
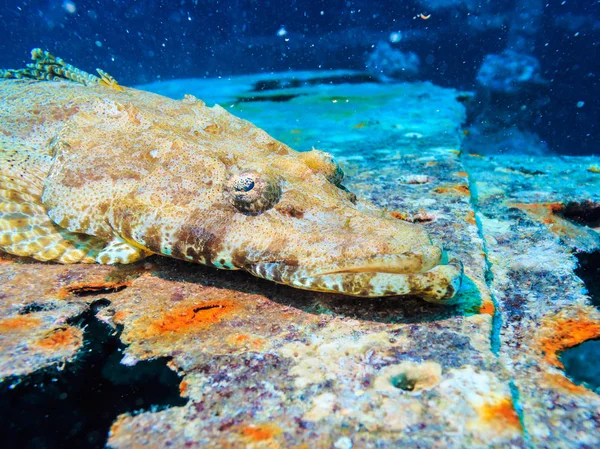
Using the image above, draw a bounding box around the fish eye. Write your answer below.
[232,176,255,192]
[226,171,281,215]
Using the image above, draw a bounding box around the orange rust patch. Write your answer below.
[241,424,282,442]
[353,122,366,129]
[543,372,594,395]
[433,185,470,196]
[148,300,238,336]
[226,333,266,350]
[109,414,128,437]
[466,211,476,225]
[290,129,302,134]
[479,300,495,316]
[37,326,81,349]
[0,315,41,331]
[456,171,468,177]
[538,312,600,368]
[479,398,522,431]
[112,310,131,322]
[58,281,130,299]
[512,202,597,248]
[179,380,189,396]
[390,211,410,221]
[468,153,484,158]
[512,202,563,215]
[449,149,460,155]
[425,161,437,167]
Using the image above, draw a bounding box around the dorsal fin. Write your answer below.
[0,48,124,91]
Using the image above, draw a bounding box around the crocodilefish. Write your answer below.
[0,49,462,303]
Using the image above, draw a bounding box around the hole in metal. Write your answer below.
[0,299,187,449]
[559,339,600,393]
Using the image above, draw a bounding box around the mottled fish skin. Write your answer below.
[0,78,462,302]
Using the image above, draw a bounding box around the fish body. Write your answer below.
[0,51,462,302]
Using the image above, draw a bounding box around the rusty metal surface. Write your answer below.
[1,74,598,448]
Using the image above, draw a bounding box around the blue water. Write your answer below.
[0,0,598,155]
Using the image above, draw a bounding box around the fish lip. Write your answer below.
[246,252,463,302]
[249,252,440,277]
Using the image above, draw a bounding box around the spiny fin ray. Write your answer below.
[0,48,124,91]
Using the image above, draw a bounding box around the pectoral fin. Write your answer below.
[0,139,105,263]
[95,236,151,265]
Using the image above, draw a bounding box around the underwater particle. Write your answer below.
[95,41,102,48]
[404,132,423,139]
[577,101,585,108]
[62,1,76,14]
[389,31,403,43]
[420,13,431,20]
[277,26,287,37]
[334,436,353,449]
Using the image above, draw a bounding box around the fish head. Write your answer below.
[41,93,461,302]
[111,103,462,302]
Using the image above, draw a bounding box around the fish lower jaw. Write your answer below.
[248,254,463,303]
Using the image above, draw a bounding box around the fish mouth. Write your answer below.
[247,252,463,304]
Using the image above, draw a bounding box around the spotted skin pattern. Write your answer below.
[0,59,462,302]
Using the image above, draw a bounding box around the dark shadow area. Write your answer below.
[559,339,600,393]
[560,201,600,230]
[575,251,600,308]
[145,256,466,324]
[18,302,58,315]
[560,251,600,392]
[0,299,187,449]
[235,93,303,103]
[65,284,129,297]
[252,73,380,92]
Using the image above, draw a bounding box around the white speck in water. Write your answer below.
[320,10,324,15]
[574,32,580,37]
[404,132,423,139]
[277,26,287,37]
[95,40,102,47]
[389,31,402,43]
[577,101,585,108]
[334,437,353,449]
[62,1,76,14]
